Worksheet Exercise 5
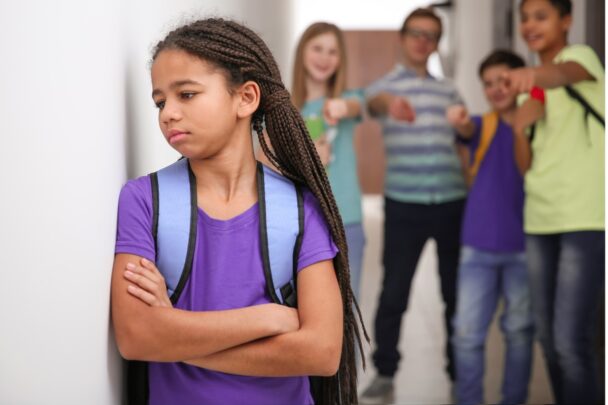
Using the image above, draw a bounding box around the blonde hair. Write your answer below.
[291,22,348,109]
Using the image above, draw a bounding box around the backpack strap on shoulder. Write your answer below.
[150,158,197,304]
[469,111,498,180]
[257,162,303,308]
[564,85,605,127]
[529,86,604,145]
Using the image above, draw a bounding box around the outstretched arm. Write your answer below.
[446,105,476,138]
[502,61,595,93]
[367,92,415,122]
[323,97,362,125]
[184,259,343,377]
[111,253,299,362]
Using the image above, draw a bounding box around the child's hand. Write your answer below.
[323,98,348,126]
[513,98,545,134]
[446,104,470,127]
[388,96,416,122]
[314,136,332,166]
[272,304,300,334]
[124,258,173,308]
[501,67,538,94]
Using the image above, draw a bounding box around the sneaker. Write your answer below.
[359,375,395,405]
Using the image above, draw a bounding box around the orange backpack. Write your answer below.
[459,111,499,188]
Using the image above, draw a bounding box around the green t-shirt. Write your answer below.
[525,44,605,233]
[301,89,364,225]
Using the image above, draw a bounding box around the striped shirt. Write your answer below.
[366,64,466,204]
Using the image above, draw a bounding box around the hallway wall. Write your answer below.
[0,2,293,404]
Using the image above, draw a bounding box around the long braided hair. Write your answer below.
[152,18,368,404]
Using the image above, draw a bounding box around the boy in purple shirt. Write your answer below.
[446,50,534,405]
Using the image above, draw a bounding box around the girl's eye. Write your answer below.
[155,100,165,110]
[181,92,196,100]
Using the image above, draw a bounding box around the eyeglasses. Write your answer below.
[404,28,440,42]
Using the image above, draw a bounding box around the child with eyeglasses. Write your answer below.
[361,7,466,404]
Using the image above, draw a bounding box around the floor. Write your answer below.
[356,195,554,404]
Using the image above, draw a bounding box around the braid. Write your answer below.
[154,18,369,404]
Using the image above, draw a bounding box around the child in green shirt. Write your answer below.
[502,1,605,403]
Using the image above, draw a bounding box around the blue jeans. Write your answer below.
[345,223,365,300]
[452,246,533,405]
[526,232,605,404]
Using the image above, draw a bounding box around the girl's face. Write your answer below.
[303,32,340,84]
[520,0,571,53]
[151,49,240,159]
[481,64,517,113]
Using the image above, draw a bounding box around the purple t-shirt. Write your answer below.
[115,174,338,405]
[461,115,525,253]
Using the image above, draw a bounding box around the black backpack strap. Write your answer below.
[529,123,536,144]
[168,163,198,305]
[126,361,149,405]
[257,165,281,304]
[150,172,160,258]
[289,186,304,307]
[564,85,605,127]
[256,163,302,308]
[152,159,198,304]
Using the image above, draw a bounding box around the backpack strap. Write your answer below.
[468,111,499,180]
[564,85,605,127]
[257,163,304,308]
[529,85,604,145]
[150,158,197,304]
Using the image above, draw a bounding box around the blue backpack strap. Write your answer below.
[150,158,197,304]
[257,163,304,308]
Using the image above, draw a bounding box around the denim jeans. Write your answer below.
[526,232,605,404]
[345,223,366,300]
[452,246,533,405]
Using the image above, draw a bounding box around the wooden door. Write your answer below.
[343,30,402,194]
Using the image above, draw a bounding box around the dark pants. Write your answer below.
[526,231,605,404]
[373,197,465,380]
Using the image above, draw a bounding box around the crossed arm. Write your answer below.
[111,253,343,376]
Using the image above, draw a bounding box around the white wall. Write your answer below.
[0,1,293,403]
[0,1,125,404]
[452,0,495,113]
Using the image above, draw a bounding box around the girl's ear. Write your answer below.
[560,13,573,33]
[236,81,261,119]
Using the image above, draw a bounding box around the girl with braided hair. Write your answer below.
[111,18,366,405]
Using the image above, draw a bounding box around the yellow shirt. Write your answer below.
[525,44,605,233]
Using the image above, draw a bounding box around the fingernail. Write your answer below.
[125,271,133,278]
[141,258,149,265]
[126,263,135,270]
